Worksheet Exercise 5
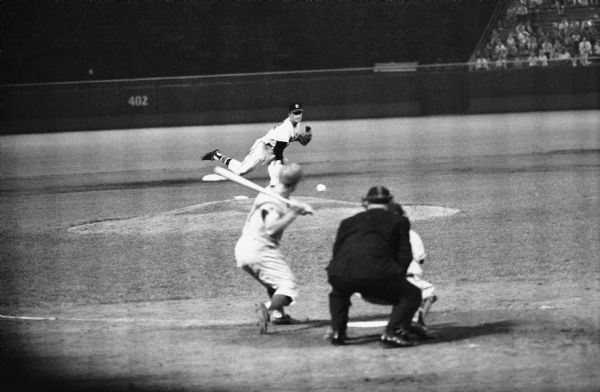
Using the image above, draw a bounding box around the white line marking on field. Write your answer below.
[0,314,58,321]
[0,314,237,326]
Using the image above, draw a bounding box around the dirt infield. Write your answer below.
[1,111,599,391]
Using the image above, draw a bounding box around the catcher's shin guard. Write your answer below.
[413,295,437,326]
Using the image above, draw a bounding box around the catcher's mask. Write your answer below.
[362,186,393,205]
[387,201,405,216]
[279,163,303,186]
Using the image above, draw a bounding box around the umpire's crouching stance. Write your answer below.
[326,186,422,347]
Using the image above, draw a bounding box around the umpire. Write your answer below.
[326,186,422,347]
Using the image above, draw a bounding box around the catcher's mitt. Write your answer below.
[296,126,312,145]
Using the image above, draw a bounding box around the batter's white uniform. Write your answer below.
[234,191,298,301]
[226,117,304,185]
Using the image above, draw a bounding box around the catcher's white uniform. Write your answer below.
[406,230,435,300]
[234,191,298,302]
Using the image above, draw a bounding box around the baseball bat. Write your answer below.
[213,166,314,214]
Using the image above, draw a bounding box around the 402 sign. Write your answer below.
[128,95,149,107]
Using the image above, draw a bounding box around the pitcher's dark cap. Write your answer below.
[363,186,393,204]
[289,102,303,112]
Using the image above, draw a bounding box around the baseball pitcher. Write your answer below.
[202,102,313,185]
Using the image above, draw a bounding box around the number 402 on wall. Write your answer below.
[128,95,149,107]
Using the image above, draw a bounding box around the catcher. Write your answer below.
[202,102,313,185]
[385,202,437,332]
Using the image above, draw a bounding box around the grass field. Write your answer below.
[1,110,599,391]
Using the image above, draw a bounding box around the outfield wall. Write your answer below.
[1,66,598,134]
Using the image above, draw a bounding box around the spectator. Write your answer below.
[541,39,554,58]
[554,45,570,65]
[516,1,529,23]
[528,51,539,66]
[508,40,519,59]
[553,40,566,60]
[558,18,570,36]
[578,37,592,65]
[495,42,509,70]
[475,51,490,70]
[593,40,600,55]
[538,49,549,66]
[507,32,516,48]
[569,20,581,36]
[527,36,539,54]
[555,0,565,15]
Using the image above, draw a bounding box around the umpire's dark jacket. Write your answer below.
[326,208,412,280]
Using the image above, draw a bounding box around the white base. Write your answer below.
[202,174,226,182]
[347,320,388,328]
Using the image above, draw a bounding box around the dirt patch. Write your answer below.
[66,197,459,235]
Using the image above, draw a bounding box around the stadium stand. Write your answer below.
[2,2,496,84]
[471,0,600,70]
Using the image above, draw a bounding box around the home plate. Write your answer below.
[348,320,388,328]
[234,195,249,200]
[202,173,226,182]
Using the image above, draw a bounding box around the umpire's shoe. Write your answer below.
[380,331,415,348]
[201,149,221,161]
[330,330,348,346]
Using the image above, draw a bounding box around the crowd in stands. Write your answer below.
[474,0,599,70]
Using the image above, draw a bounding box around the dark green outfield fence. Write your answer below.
[1,66,598,134]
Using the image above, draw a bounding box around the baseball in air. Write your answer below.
[316,184,327,192]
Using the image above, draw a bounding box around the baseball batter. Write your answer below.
[202,103,313,185]
[234,163,312,334]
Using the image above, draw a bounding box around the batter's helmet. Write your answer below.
[363,186,393,204]
[279,163,303,186]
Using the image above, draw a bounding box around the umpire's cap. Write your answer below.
[279,163,303,186]
[363,186,393,204]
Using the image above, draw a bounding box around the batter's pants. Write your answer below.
[328,276,421,335]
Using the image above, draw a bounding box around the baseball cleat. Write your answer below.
[380,331,415,348]
[256,302,270,334]
[271,314,295,325]
[201,149,221,161]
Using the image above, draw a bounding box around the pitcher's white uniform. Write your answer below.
[227,117,304,185]
[234,191,298,302]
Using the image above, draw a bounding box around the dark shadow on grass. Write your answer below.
[338,320,516,346]
[212,313,517,348]
[423,320,516,344]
